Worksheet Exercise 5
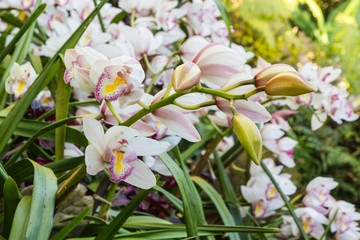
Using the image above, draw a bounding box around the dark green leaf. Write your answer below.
[3,176,21,238]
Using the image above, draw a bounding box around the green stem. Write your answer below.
[105,99,122,124]
[163,81,173,99]
[98,183,118,217]
[93,0,106,32]
[173,99,216,110]
[142,53,155,75]
[130,9,136,27]
[221,79,255,92]
[261,161,309,240]
[0,164,9,181]
[55,63,71,161]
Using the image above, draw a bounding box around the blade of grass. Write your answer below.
[261,161,309,240]
[3,176,21,238]
[94,189,150,240]
[4,116,80,168]
[50,206,92,240]
[192,176,240,240]
[0,4,46,63]
[8,196,31,240]
[213,0,233,46]
[55,62,71,161]
[159,152,198,237]
[153,185,183,212]
[0,0,108,153]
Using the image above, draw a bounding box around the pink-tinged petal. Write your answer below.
[151,89,166,104]
[311,112,327,131]
[132,120,157,137]
[128,137,170,156]
[261,124,284,140]
[82,117,105,153]
[144,156,172,176]
[118,88,144,109]
[153,108,201,142]
[124,160,156,189]
[21,0,34,10]
[95,65,129,102]
[278,137,297,151]
[85,145,105,175]
[216,98,272,123]
[64,49,78,68]
[104,125,139,146]
[108,149,136,182]
[180,36,209,62]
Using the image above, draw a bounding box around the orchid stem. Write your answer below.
[142,53,155,75]
[163,82,173,99]
[130,9,136,27]
[105,100,122,124]
[221,79,255,92]
[173,99,216,111]
[261,161,309,240]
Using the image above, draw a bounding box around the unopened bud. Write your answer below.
[232,113,262,164]
[254,64,296,87]
[265,71,315,96]
[172,62,201,92]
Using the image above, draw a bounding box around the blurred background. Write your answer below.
[221,0,360,204]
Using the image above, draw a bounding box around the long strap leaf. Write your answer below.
[0,0,108,153]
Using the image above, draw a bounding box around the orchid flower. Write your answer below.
[5,62,37,100]
[281,207,329,239]
[82,117,169,189]
[303,177,338,215]
[329,201,360,240]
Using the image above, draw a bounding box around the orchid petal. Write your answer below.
[83,117,105,153]
[85,145,105,175]
[153,108,201,142]
[128,137,170,156]
[124,160,156,189]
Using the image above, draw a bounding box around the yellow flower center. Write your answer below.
[114,150,124,173]
[268,187,277,197]
[17,82,25,94]
[105,76,127,94]
[303,220,310,233]
[255,204,262,215]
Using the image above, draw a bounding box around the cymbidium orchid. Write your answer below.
[64,46,108,92]
[329,201,360,240]
[261,123,298,168]
[281,208,329,239]
[242,159,296,219]
[82,117,169,189]
[302,177,338,215]
[89,55,145,104]
[5,62,37,99]
[192,43,246,87]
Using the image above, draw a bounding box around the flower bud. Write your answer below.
[265,71,315,96]
[254,64,296,87]
[172,62,201,92]
[232,113,262,164]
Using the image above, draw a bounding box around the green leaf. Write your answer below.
[25,160,57,239]
[159,152,198,237]
[153,185,183,212]
[0,4,46,63]
[7,160,57,240]
[111,11,128,24]
[94,189,150,240]
[0,116,88,147]
[213,150,249,240]
[3,176,21,238]
[122,222,280,233]
[0,0,108,153]
[173,146,206,224]
[213,0,233,45]
[55,50,71,161]
[5,116,80,168]
[192,176,240,240]
[50,206,92,240]
[9,196,31,240]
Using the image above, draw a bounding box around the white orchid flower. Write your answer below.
[82,117,169,189]
[5,62,37,99]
